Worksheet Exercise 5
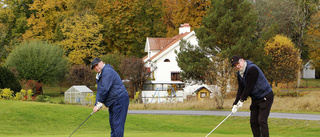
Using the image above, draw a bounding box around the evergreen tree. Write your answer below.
[0,66,22,93]
[196,0,259,59]
[175,40,210,82]
[176,0,262,82]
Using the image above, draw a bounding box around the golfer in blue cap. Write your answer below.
[91,57,129,137]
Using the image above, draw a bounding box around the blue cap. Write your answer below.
[90,58,101,69]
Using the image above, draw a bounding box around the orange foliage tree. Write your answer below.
[264,35,301,86]
[23,0,67,41]
[163,0,211,37]
[305,11,320,71]
[59,10,104,65]
[95,0,166,57]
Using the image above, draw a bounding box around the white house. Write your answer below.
[143,23,197,82]
[142,23,208,103]
[302,60,315,79]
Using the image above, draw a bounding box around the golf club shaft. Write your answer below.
[205,112,233,137]
[69,112,94,137]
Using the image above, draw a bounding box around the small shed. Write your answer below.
[194,86,211,101]
[64,85,94,105]
[302,60,315,79]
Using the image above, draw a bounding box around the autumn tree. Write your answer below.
[120,56,150,100]
[0,0,34,63]
[205,55,237,109]
[59,10,104,65]
[5,41,68,95]
[305,11,320,76]
[95,0,166,57]
[163,0,211,37]
[23,0,67,41]
[264,35,301,86]
[253,0,319,86]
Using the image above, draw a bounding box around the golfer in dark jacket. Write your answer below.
[231,55,274,137]
[91,57,129,137]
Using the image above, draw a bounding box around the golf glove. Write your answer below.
[96,102,103,109]
[232,105,238,113]
[232,100,244,113]
[236,100,243,108]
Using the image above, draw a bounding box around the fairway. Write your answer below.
[0,100,319,137]
[0,132,286,137]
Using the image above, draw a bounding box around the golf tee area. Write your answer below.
[0,100,319,137]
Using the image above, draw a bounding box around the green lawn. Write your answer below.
[0,100,319,137]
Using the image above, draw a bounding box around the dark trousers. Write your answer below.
[250,92,274,137]
[109,95,129,137]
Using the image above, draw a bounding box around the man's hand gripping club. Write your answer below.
[232,100,243,114]
[93,102,103,113]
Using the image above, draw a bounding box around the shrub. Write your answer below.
[36,95,51,102]
[23,89,34,101]
[85,93,96,106]
[5,41,69,86]
[0,88,14,100]
[58,100,65,104]
[66,65,95,87]
[36,95,45,102]
[0,66,22,93]
[24,80,43,96]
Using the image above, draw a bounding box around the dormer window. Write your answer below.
[164,59,170,62]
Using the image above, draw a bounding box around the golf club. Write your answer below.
[69,112,94,137]
[205,112,233,137]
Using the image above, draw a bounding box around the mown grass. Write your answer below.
[0,100,319,137]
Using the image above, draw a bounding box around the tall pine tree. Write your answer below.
[176,0,263,82]
[196,0,259,59]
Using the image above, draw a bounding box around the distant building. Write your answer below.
[143,23,197,82]
[302,60,315,79]
[194,86,212,101]
[141,23,200,103]
[64,85,94,105]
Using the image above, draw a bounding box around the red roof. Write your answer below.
[148,32,191,61]
[148,38,176,50]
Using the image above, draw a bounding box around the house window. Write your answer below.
[201,92,207,98]
[164,59,170,62]
[171,72,181,81]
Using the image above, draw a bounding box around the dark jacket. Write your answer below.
[233,60,272,105]
[95,64,128,107]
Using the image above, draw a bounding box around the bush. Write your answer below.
[5,41,69,85]
[66,65,95,87]
[0,88,14,100]
[274,90,307,97]
[58,100,65,104]
[36,95,51,102]
[0,66,21,93]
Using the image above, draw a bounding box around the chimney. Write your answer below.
[179,23,191,34]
